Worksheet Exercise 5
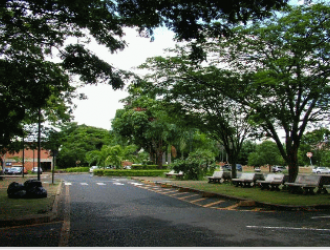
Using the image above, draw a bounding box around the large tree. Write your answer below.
[47,123,113,168]
[139,3,330,182]
[0,0,288,149]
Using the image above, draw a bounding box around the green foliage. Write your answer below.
[65,167,90,172]
[247,141,284,167]
[170,159,215,180]
[54,123,113,168]
[139,3,330,182]
[238,140,257,165]
[131,165,158,170]
[93,169,168,177]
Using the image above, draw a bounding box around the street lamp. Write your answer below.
[37,108,41,181]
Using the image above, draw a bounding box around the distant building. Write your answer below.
[3,149,53,171]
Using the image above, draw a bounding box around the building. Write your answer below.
[3,149,53,171]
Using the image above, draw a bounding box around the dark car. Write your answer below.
[221,164,242,172]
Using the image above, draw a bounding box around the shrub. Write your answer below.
[93,169,168,176]
[65,167,90,172]
[131,164,169,170]
[170,159,217,180]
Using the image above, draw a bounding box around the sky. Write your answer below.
[71,27,176,130]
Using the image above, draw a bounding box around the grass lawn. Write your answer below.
[0,177,61,220]
[165,180,330,206]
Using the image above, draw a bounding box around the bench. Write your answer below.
[318,175,330,194]
[207,170,231,183]
[232,173,257,187]
[285,175,322,195]
[165,170,175,177]
[165,170,184,179]
[256,174,284,191]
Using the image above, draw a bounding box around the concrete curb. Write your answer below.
[153,180,330,212]
[0,180,63,228]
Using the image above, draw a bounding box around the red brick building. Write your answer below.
[3,149,53,171]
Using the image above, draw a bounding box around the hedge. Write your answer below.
[62,167,90,172]
[93,169,169,176]
[131,164,169,170]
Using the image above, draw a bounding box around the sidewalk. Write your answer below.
[0,174,63,228]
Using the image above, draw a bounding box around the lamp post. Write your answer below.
[22,135,25,178]
[37,108,41,181]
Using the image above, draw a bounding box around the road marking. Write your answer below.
[59,184,71,247]
[161,190,178,194]
[113,183,125,186]
[177,194,200,200]
[190,198,207,203]
[96,183,106,185]
[311,215,330,219]
[203,200,225,208]
[130,182,143,185]
[80,183,88,185]
[64,182,72,186]
[224,204,239,210]
[247,226,330,231]
[170,192,189,196]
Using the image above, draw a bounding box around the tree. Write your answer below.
[299,128,330,167]
[49,123,113,168]
[0,0,288,150]
[238,140,257,165]
[111,96,182,168]
[247,140,283,168]
[139,3,330,182]
[139,53,255,178]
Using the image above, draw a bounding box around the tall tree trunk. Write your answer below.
[157,150,163,169]
[287,145,299,182]
[156,140,163,169]
[227,150,237,179]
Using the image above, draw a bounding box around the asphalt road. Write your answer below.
[1,173,330,247]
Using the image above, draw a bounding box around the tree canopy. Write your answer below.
[0,0,289,150]
[47,123,113,168]
[139,2,330,181]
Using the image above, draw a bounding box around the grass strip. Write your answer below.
[0,177,60,220]
[164,180,330,206]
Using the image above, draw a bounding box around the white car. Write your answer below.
[31,167,42,174]
[312,167,330,174]
[89,166,99,173]
[272,166,286,173]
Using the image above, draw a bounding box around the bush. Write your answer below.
[131,164,169,170]
[170,159,216,180]
[65,167,90,172]
[93,169,168,177]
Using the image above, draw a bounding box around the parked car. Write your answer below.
[89,166,99,173]
[3,167,10,175]
[272,166,286,173]
[7,166,28,175]
[312,167,330,174]
[254,167,261,172]
[221,164,242,172]
[31,167,43,174]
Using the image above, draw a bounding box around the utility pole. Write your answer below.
[37,108,41,181]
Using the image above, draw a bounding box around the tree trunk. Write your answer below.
[287,145,299,182]
[228,151,237,179]
[157,150,163,169]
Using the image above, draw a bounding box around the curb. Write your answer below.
[152,180,330,212]
[0,180,63,228]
